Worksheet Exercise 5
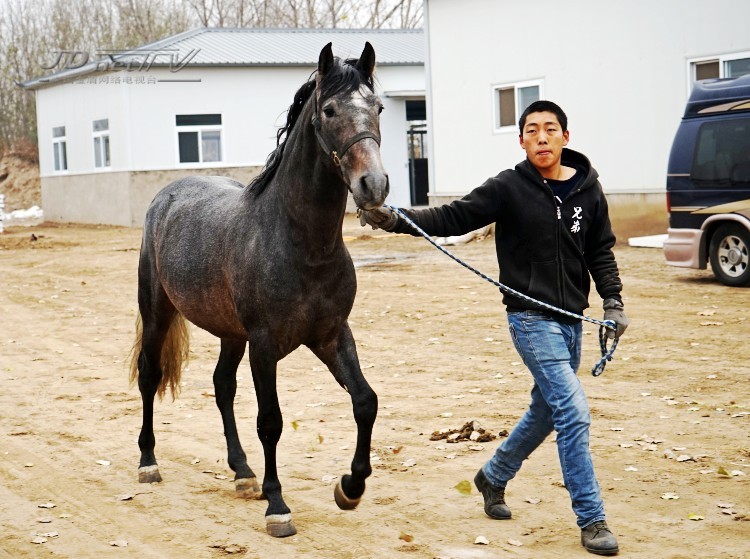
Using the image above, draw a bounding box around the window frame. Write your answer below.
[92,118,111,169]
[687,51,750,94]
[52,125,68,173]
[175,114,224,166]
[491,79,544,134]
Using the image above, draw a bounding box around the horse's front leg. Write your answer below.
[312,324,378,510]
[247,335,295,537]
[213,338,262,499]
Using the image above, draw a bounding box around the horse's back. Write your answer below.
[146,176,245,225]
[143,175,247,254]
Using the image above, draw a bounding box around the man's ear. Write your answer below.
[563,130,570,146]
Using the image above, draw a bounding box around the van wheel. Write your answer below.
[709,223,750,287]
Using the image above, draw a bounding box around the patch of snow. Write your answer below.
[628,234,667,248]
[6,205,43,220]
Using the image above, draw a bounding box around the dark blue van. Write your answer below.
[664,74,750,286]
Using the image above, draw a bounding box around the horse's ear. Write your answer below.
[356,42,376,77]
[318,42,334,76]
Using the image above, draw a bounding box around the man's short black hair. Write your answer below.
[518,100,568,134]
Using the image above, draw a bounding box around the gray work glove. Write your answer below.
[357,206,399,231]
[603,298,629,340]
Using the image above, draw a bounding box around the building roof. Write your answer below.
[21,27,425,90]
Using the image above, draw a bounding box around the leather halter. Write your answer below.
[311,99,381,168]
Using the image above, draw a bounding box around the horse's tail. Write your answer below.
[129,312,190,401]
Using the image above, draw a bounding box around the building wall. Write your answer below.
[34,61,424,224]
[41,166,261,227]
[37,82,130,175]
[424,0,750,197]
[378,64,428,209]
[41,172,132,225]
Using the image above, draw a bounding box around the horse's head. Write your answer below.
[313,43,389,210]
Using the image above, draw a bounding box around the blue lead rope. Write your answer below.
[385,205,618,376]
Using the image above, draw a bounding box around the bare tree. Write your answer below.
[185,0,214,26]
[182,0,422,29]
[0,0,51,148]
[374,0,422,29]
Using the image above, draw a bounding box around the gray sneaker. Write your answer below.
[581,521,619,556]
[473,468,511,520]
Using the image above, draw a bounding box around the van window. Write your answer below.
[691,117,750,184]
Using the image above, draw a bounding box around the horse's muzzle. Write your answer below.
[353,172,389,210]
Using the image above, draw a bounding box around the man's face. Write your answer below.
[519,111,569,174]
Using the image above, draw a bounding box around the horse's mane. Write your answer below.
[248,56,375,195]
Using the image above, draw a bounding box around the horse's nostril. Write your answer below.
[385,175,390,196]
[360,175,370,194]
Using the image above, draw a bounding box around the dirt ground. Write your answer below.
[0,214,748,559]
[0,153,42,213]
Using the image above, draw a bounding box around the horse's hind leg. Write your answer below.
[311,324,378,510]
[247,334,296,537]
[213,338,262,499]
[135,302,176,483]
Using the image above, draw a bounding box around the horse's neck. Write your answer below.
[265,121,348,250]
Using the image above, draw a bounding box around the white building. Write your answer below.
[22,28,426,226]
[423,0,750,205]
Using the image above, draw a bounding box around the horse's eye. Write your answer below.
[323,107,335,118]
[378,105,384,115]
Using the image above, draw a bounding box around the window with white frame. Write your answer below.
[493,80,542,132]
[93,118,110,168]
[52,125,67,172]
[176,114,223,164]
[689,52,750,90]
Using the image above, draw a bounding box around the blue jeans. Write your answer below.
[482,311,605,528]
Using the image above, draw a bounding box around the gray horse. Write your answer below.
[129,42,389,537]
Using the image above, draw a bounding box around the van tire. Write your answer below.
[709,223,750,287]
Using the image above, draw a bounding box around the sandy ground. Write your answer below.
[0,215,748,559]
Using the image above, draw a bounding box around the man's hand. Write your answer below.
[357,207,399,231]
[603,298,629,339]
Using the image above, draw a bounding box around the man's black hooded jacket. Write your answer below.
[393,148,623,318]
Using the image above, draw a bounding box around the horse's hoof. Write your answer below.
[334,478,361,510]
[266,513,297,538]
[138,465,162,483]
[235,477,263,499]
